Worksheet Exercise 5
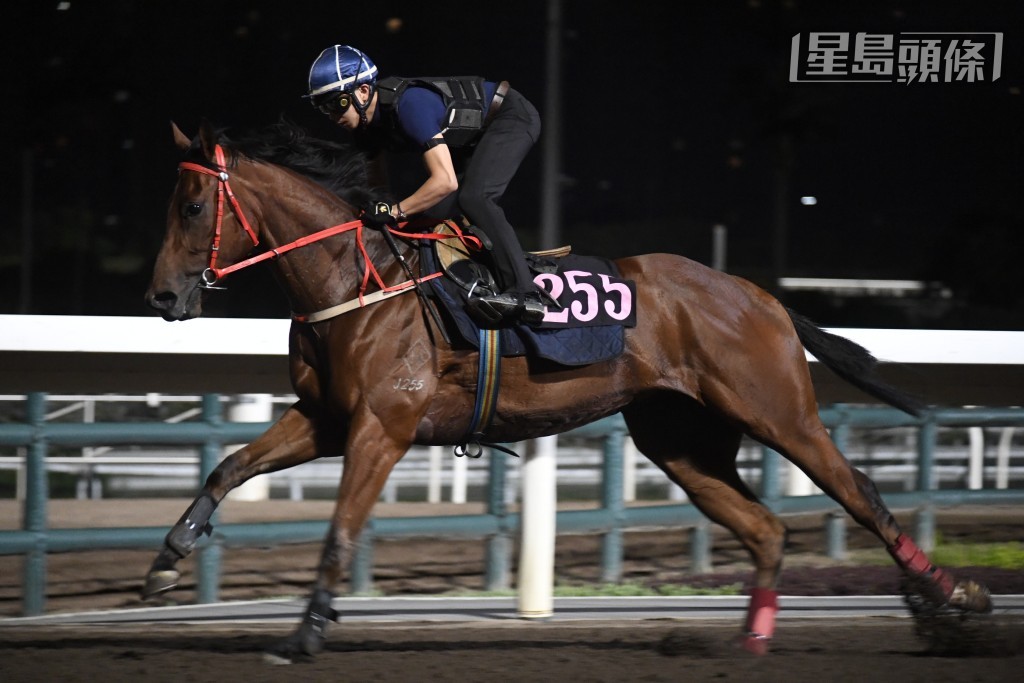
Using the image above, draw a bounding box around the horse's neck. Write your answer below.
[262,202,415,316]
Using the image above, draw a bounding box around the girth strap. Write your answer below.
[455,328,518,459]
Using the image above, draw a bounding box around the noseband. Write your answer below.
[178,145,260,288]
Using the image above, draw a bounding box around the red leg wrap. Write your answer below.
[744,587,779,638]
[888,534,954,599]
[888,534,931,573]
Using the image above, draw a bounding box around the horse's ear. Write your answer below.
[171,121,191,151]
[198,119,218,161]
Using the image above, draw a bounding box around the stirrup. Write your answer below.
[466,291,518,328]
[466,298,504,327]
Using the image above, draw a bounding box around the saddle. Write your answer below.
[421,222,637,367]
[434,221,571,294]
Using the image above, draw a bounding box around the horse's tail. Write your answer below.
[786,308,925,417]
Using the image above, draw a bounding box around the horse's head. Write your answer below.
[146,121,261,320]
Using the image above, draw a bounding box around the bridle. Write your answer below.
[178,145,261,289]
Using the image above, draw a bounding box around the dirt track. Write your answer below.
[1,500,1023,681]
[2,617,1024,683]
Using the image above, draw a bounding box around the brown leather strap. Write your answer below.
[483,80,510,127]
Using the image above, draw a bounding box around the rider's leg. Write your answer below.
[457,90,544,324]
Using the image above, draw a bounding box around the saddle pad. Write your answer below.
[421,247,628,367]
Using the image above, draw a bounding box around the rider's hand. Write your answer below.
[361,200,398,230]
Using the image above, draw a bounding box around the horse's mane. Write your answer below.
[206,120,371,207]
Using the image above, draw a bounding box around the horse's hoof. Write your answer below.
[949,580,993,614]
[263,635,302,665]
[262,649,297,666]
[736,633,771,656]
[263,630,321,665]
[141,569,181,599]
[299,626,326,656]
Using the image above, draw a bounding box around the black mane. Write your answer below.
[210,120,370,207]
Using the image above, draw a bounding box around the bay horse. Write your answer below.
[144,120,990,661]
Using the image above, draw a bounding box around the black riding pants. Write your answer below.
[432,89,541,297]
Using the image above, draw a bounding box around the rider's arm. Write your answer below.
[394,135,458,217]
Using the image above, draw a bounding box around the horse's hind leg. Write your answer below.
[623,397,786,654]
[143,401,335,599]
[708,320,992,616]
[762,419,990,613]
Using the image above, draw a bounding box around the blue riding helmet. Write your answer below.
[307,45,378,98]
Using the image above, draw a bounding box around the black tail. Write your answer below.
[786,308,925,417]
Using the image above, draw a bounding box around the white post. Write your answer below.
[82,399,96,459]
[623,435,637,503]
[427,445,444,503]
[226,394,273,501]
[79,399,97,499]
[968,427,984,490]
[517,435,557,619]
[785,461,816,496]
[451,450,468,504]
[996,427,1014,490]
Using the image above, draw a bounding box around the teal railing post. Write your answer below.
[915,413,938,551]
[761,446,782,509]
[825,511,847,560]
[22,392,49,616]
[827,409,851,554]
[600,426,626,583]
[689,518,712,574]
[830,414,850,454]
[350,520,375,595]
[917,414,937,493]
[485,446,511,591]
[196,393,223,603]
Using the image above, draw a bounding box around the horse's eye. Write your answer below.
[183,203,203,218]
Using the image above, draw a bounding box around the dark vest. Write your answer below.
[376,76,489,148]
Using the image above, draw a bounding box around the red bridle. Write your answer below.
[178,145,262,287]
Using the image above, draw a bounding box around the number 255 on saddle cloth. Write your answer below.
[424,228,637,367]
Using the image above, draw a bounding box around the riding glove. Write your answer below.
[361,200,398,230]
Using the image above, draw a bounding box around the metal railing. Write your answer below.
[1,392,1023,616]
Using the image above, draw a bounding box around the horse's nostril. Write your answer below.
[148,291,177,309]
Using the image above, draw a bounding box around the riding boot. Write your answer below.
[519,292,547,325]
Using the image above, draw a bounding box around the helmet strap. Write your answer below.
[353,83,377,127]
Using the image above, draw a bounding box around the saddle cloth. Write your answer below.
[420,242,636,367]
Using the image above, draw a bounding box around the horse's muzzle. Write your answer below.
[145,286,201,321]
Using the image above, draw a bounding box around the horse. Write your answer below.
[144,120,991,661]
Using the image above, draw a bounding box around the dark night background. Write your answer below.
[2,1,1021,329]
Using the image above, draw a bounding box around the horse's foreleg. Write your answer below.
[268,419,407,662]
[142,403,329,599]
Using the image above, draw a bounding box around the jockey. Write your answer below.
[305,44,546,327]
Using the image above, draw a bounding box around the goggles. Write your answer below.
[314,92,352,117]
